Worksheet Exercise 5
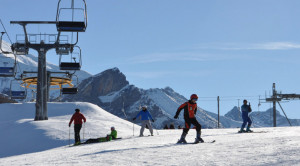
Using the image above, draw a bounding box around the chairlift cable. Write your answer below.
[71,0,74,54]
[0,19,13,44]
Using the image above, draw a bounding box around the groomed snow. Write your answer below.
[1,102,300,166]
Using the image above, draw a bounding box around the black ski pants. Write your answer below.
[74,124,82,143]
[183,118,201,135]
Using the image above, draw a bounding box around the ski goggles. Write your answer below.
[192,98,198,101]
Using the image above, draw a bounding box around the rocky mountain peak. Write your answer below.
[79,67,129,96]
[224,106,242,121]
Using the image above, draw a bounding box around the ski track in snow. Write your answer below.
[1,102,300,166]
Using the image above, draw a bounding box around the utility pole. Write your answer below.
[217,96,220,128]
[266,83,279,127]
[272,83,277,127]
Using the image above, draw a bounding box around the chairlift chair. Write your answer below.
[61,87,78,94]
[11,34,29,55]
[0,66,15,77]
[0,54,16,77]
[0,32,17,77]
[61,74,78,94]
[10,79,27,100]
[56,0,88,32]
[12,43,29,55]
[59,46,81,70]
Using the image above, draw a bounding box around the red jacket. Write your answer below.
[69,112,86,126]
[175,100,197,119]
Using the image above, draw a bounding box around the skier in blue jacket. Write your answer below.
[239,99,252,133]
[133,105,155,136]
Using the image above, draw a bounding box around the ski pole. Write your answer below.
[83,122,85,142]
[69,125,70,146]
[133,123,134,136]
[156,128,159,135]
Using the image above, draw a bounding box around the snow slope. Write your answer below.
[1,102,300,166]
[0,102,139,158]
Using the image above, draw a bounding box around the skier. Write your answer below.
[174,94,204,143]
[133,105,155,136]
[239,99,252,133]
[108,126,118,140]
[69,108,86,145]
[84,126,118,144]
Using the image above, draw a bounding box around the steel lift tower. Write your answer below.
[266,83,300,127]
[10,0,87,120]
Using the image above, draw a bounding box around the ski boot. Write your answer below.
[177,132,187,144]
[194,137,204,144]
[238,128,246,133]
[177,137,187,144]
[246,126,253,132]
[195,131,204,143]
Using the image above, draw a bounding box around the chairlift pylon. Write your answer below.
[56,0,87,32]
[59,45,81,70]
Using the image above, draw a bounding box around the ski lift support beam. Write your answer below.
[265,83,300,127]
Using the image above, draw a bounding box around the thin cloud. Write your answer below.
[126,70,215,79]
[129,52,235,64]
[194,42,300,50]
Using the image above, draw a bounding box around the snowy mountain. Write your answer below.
[2,39,298,129]
[0,40,92,100]
[224,106,300,127]
[249,108,300,127]
[1,102,300,165]
[62,68,243,129]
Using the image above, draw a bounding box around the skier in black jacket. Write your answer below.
[174,94,204,143]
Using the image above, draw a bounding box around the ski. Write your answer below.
[237,131,267,133]
[177,140,216,144]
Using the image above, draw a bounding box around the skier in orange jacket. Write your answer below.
[174,94,203,143]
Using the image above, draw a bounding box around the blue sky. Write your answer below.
[1,0,300,120]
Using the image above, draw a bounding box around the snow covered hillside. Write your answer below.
[0,40,92,100]
[0,102,139,158]
[1,102,300,166]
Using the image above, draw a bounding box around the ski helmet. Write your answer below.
[75,108,80,112]
[190,94,198,100]
[142,105,147,109]
[111,126,115,130]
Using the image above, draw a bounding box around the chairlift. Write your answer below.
[61,74,78,94]
[56,0,88,32]
[11,34,29,55]
[11,43,29,55]
[0,32,17,77]
[56,46,71,55]
[10,79,27,100]
[59,46,81,70]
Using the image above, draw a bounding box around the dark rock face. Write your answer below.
[62,68,143,120]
